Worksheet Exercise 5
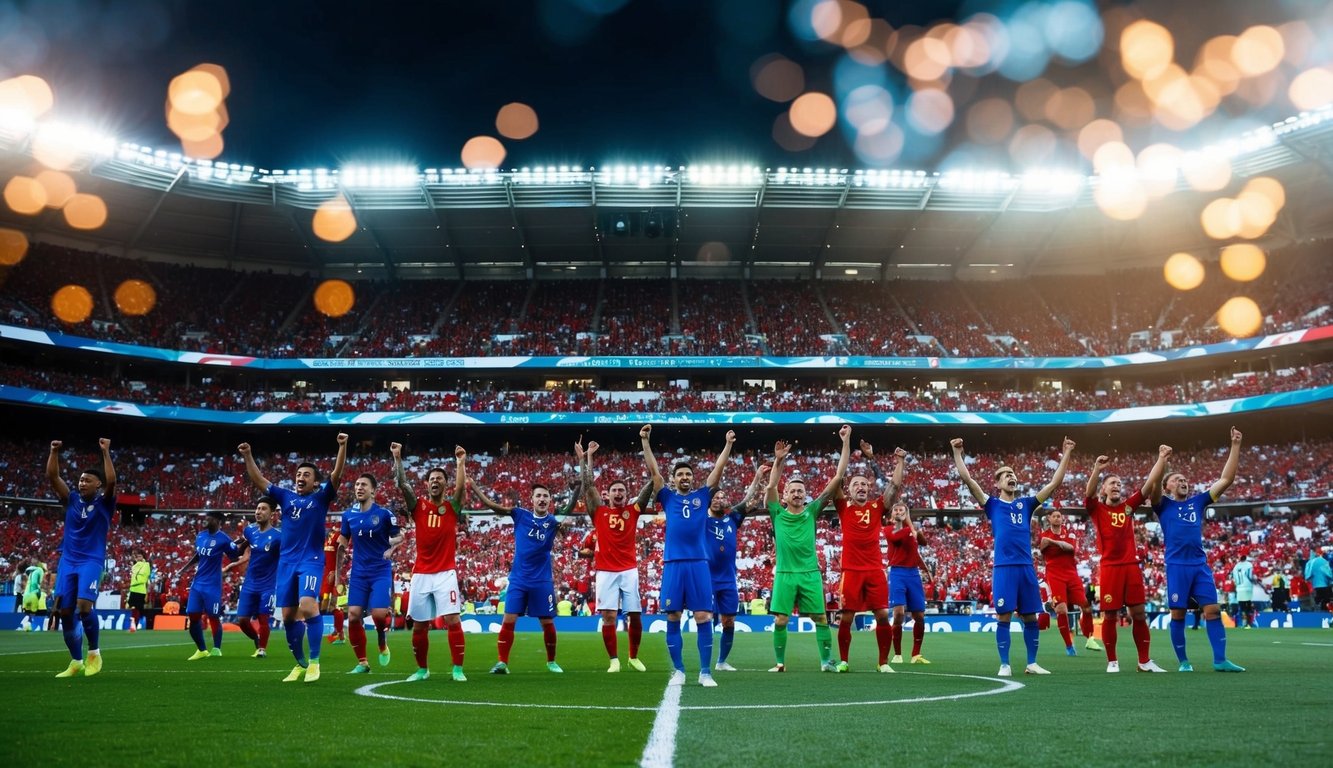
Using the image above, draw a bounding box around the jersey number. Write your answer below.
[607,515,626,532]
[856,509,872,526]
[427,514,442,528]
[302,576,318,592]
[1009,513,1024,525]
[1111,511,1127,527]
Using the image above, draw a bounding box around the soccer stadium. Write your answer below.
[1,2,1331,766]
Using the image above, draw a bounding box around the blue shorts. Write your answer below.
[347,572,393,610]
[186,587,223,616]
[712,584,739,616]
[890,567,926,613]
[992,564,1042,616]
[55,560,103,605]
[276,560,325,609]
[661,560,712,613]
[236,587,275,617]
[1166,564,1218,609]
[507,582,556,618]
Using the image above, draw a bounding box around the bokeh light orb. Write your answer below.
[313,279,356,318]
[496,103,539,140]
[4,176,48,215]
[63,193,108,230]
[789,92,838,137]
[461,136,506,169]
[0,227,29,266]
[1219,243,1266,282]
[1163,252,1205,291]
[114,279,158,316]
[34,170,76,209]
[51,285,95,323]
[312,196,357,243]
[1216,296,1263,338]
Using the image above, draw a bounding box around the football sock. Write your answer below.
[188,612,206,651]
[1169,618,1188,662]
[62,615,83,660]
[448,622,466,666]
[373,613,389,651]
[837,620,852,662]
[1205,617,1228,664]
[666,619,684,671]
[1102,616,1119,662]
[305,615,323,662]
[257,616,272,649]
[349,619,368,663]
[81,610,100,651]
[1079,610,1095,639]
[333,608,345,637]
[892,622,904,655]
[912,620,925,656]
[1022,618,1040,665]
[601,623,618,658]
[815,622,832,664]
[1131,616,1151,664]
[497,622,515,664]
[285,619,306,663]
[697,624,713,673]
[628,613,643,658]
[208,615,223,649]
[413,622,431,668]
[719,625,734,663]
[996,620,1011,665]
[237,616,258,643]
[773,624,788,665]
[875,621,892,665]
[543,623,557,662]
[1057,613,1073,647]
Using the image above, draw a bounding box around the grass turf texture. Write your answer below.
[1,627,1329,766]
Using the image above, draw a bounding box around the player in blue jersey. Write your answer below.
[238,433,348,683]
[175,511,243,660]
[227,497,282,658]
[47,438,117,678]
[706,459,767,672]
[642,424,737,688]
[951,436,1075,677]
[472,480,579,674]
[1151,429,1246,673]
[332,473,404,674]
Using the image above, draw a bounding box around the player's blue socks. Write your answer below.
[285,619,306,664]
[1205,617,1227,664]
[1022,619,1039,665]
[210,618,223,649]
[306,615,324,662]
[996,620,1012,665]
[1169,618,1188,663]
[719,625,734,663]
[80,611,100,651]
[666,619,684,672]
[62,618,84,661]
[188,616,207,651]
[697,623,713,673]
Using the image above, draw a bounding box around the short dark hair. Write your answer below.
[531,483,550,493]
[427,466,450,480]
[296,461,322,480]
[358,472,378,488]
[671,462,693,475]
[608,480,628,491]
[785,478,806,487]
[80,468,106,485]
[256,496,277,510]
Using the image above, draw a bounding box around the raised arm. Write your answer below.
[814,425,853,507]
[734,459,769,516]
[633,479,654,512]
[468,478,514,516]
[579,439,601,512]
[640,425,664,493]
[885,447,907,505]
[237,442,271,494]
[98,438,116,498]
[950,438,988,507]
[329,432,349,488]
[766,440,790,505]
[705,430,737,491]
[859,440,884,489]
[46,440,69,504]
[1142,444,1171,501]
[1035,436,1076,504]
[451,445,467,510]
[331,534,349,590]
[389,442,417,512]
[1085,455,1108,500]
[1210,427,1242,501]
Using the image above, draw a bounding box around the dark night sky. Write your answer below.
[0,0,1328,171]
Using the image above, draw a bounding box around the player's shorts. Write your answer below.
[659,560,712,613]
[22,593,40,612]
[595,568,642,612]
[1045,570,1086,607]
[992,564,1042,616]
[839,569,889,612]
[771,570,826,616]
[408,570,462,620]
[506,581,556,618]
[236,587,276,617]
[185,587,222,616]
[347,571,393,610]
[127,592,146,611]
[712,584,739,616]
[276,560,325,609]
[1098,563,1147,611]
[55,559,103,605]
[1165,563,1219,610]
[889,567,926,613]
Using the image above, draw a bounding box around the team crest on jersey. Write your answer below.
[1124,505,1131,514]
[621,510,631,520]
[691,499,701,508]
[1104,594,1113,603]
[997,598,1005,608]
[1171,593,1179,602]
[665,598,671,607]
[371,515,379,525]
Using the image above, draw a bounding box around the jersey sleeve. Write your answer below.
[766,500,783,521]
[655,488,672,509]
[340,516,352,537]
[386,511,401,536]
[886,526,908,543]
[317,480,337,504]
[1125,489,1145,508]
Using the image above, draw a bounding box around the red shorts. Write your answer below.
[1045,571,1087,607]
[1098,563,1146,611]
[839,569,889,612]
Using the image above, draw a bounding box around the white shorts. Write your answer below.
[595,568,642,612]
[408,570,461,621]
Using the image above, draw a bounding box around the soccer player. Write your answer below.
[1037,510,1098,656]
[333,473,403,674]
[175,511,243,660]
[127,550,150,633]
[765,425,852,673]
[833,441,906,673]
[47,438,116,678]
[886,501,931,666]
[238,433,348,683]
[1151,431,1247,672]
[392,442,469,682]
[706,458,768,672]
[576,438,654,673]
[1084,450,1168,673]
[20,559,46,632]
[641,424,736,687]
[322,524,347,645]
[951,436,1073,677]
[472,481,572,674]
[228,497,282,658]
[1231,555,1258,629]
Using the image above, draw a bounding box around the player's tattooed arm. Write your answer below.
[814,425,853,508]
[705,430,737,491]
[468,478,514,516]
[885,447,907,506]
[390,442,417,512]
[46,440,70,503]
[1143,444,1171,502]
[1086,455,1109,501]
[451,446,467,511]
[766,440,790,506]
[578,438,601,513]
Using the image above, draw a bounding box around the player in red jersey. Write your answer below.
[1038,509,1097,656]
[832,440,905,673]
[391,441,468,683]
[1084,451,1169,673]
[885,501,930,665]
[576,438,653,672]
[321,525,346,644]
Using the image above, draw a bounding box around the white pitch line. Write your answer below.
[1300,642,1333,647]
[0,668,283,674]
[0,639,191,657]
[353,680,660,711]
[639,681,681,768]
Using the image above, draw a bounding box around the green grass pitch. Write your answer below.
[2,627,1330,766]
